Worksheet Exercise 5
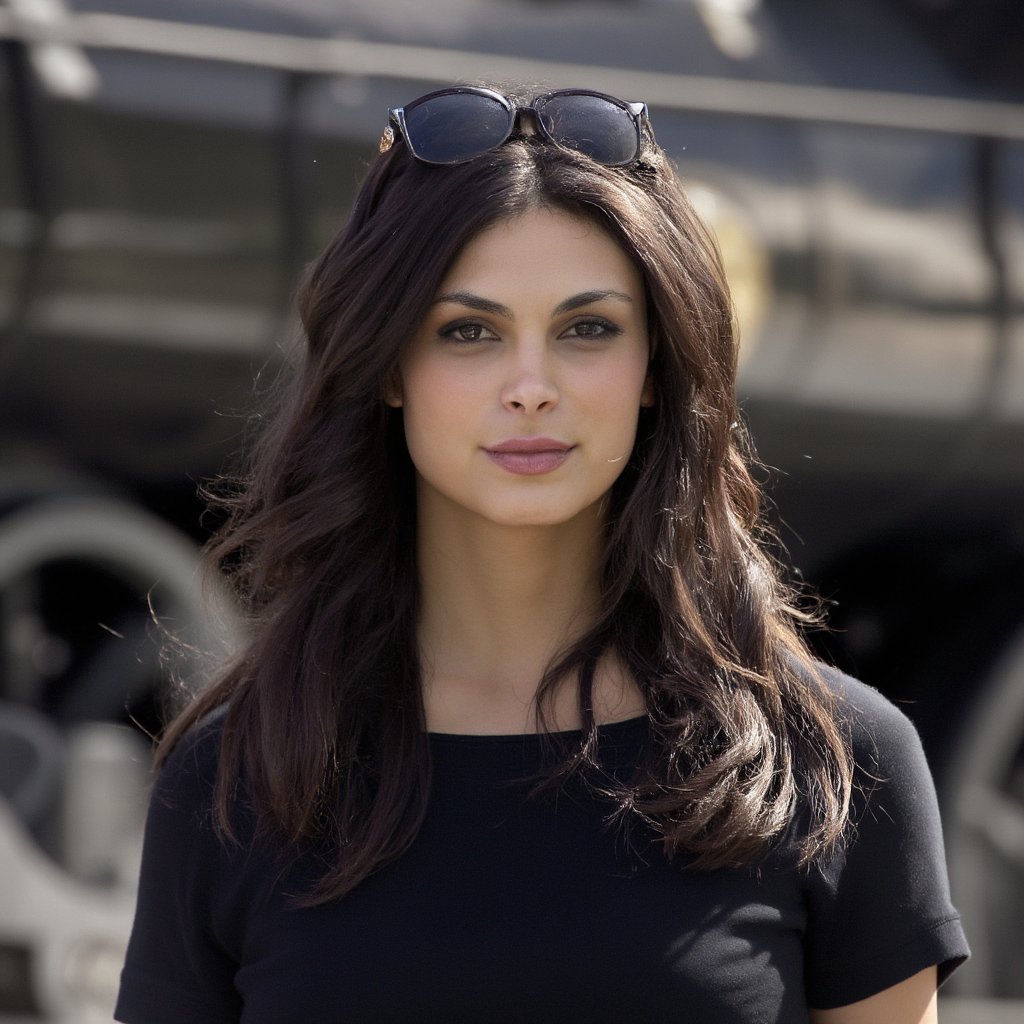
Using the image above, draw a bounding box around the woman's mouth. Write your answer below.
[484,438,574,476]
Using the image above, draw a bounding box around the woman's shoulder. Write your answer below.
[149,704,231,821]
[162,703,228,768]
[796,662,969,1002]
[808,660,928,775]
[803,661,951,882]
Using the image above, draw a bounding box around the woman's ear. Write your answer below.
[640,373,656,408]
[641,325,657,408]
[384,370,403,408]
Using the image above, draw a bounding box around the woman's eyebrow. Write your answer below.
[432,292,511,317]
[551,290,634,315]
[431,288,634,319]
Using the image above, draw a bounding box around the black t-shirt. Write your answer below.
[116,668,967,1023]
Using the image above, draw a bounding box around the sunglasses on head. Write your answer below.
[379,86,652,168]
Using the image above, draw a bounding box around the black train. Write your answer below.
[0,0,1021,1016]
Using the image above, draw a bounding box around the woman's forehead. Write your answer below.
[437,209,643,299]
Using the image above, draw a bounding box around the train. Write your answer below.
[1,0,1022,1018]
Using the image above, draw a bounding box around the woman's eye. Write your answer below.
[438,321,496,343]
[564,317,622,340]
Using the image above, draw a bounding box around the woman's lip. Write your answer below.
[485,449,572,475]
[484,439,574,476]
[487,437,572,453]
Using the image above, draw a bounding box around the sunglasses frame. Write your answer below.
[380,86,651,168]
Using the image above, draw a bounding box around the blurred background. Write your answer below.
[0,0,1022,1020]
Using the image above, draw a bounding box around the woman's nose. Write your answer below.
[500,345,559,414]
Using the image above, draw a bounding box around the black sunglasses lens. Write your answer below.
[402,92,513,164]
[537,93,639,166]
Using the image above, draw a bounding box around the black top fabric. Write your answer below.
[116,667,968,1023]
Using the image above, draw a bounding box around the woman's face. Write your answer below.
[391,207,653,531]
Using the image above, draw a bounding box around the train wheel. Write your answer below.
[942,626,1024,998]
[0,494,239,1019]
[0,494,238,731]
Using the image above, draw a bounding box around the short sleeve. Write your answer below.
[802,670,970,1009]
[115,714,243,1024]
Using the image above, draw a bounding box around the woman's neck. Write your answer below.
[414,498,641,734]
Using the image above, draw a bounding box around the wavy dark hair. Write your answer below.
[160,94,853,902]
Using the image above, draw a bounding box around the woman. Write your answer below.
[116,86,968,1023]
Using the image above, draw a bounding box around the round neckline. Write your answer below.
[426,713,648,744]
[425,714,649,777]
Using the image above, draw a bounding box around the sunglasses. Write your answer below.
[379,87,652,167]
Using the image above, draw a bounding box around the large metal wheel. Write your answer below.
[942,626,1024,998]
[0,494,238,1021]
[0,493,238,731]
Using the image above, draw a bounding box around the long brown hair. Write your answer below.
[160,99,852,901]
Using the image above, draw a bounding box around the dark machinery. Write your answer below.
[1,0,1022,1016]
